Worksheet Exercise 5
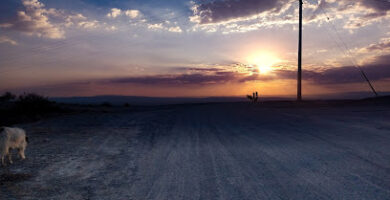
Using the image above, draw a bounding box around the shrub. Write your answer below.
[15,93,56,114]
[247,95,253,101]
[0,92,16,102]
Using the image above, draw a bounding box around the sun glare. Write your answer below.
[247,52,280,74]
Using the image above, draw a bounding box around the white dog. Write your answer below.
[0,127,29,166]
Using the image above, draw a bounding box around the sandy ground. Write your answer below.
[0,102,389,200]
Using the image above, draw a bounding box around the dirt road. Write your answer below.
[1,103,390,199]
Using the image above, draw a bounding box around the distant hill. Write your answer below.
[50,91,390,106]
[51,96,290,106]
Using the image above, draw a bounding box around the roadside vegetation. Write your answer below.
[0,92,63,126]
[0,92,134,127]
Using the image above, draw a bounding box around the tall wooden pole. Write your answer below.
[297,0,303,101]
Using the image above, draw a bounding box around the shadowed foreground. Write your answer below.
[1,102,390,200]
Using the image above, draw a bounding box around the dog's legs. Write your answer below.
[8,149,12,164]
[1,147,8,166]
[18,147,26,160]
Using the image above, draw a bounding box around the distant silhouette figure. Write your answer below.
[247,94,254,102]
[247,91,259,104]
[255,92,258,103]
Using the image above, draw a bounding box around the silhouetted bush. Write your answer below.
[124,103,130,107]
[247,95,253,102]
[0,93,65,126]
[0,92,16,102]
[15,93,58,114]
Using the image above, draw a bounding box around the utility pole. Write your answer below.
[297,0,303,101]
[359,67,379,97]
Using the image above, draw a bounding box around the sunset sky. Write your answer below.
[0,0,389,98]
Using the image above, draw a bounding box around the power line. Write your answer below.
[317,4,379,97]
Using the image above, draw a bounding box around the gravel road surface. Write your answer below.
[1,103,389,200]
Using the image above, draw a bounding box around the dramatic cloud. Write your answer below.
[147,21,183,33]
[105,65,263,85]
[0,0,65,39]
[77,53,390,87]
[277,54,390,84]
[0,0,105,39]
[109,73,238,85]
[185,67,224,72]
[1,0,388,97]
[105,7,182,33]
[188,0,303,34]
[0,36,18,45]
[364,37,390,52]
[107,8,122,18]
[64,13,99,29]
[190,0,291,24]
[189,0,390,34]
[358,0,390,13]
[147,23,164,30]
[314,0,390,30]
[354,36,390,55]
[125,10,141,19]
[11,56,389,97]
[168,26,183,33]
[107,8,141,19]
[159,53,390,86]
[368,53,390,66]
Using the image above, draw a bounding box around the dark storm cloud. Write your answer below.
[104,69,274,85]
[187,67,224,72]
[108,72,239,85]
[102,53,390,86]
[369,53,390,65]
[174,67,224,72]
[21,53,390,95]
[347,0,390,20]
[193,0,290,24]
[192,0,389,25]
[308,0,390,26]
[276,54,390,84]
[359,0,390,12]
[357,0,390,22]
[276,65,387,84]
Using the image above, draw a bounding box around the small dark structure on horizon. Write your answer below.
[247,91,259,103]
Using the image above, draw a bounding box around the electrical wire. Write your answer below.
[316,3,379,96]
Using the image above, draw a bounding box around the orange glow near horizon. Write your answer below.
[246,51,281,74]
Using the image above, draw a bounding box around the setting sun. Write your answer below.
[247,52,281,74]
